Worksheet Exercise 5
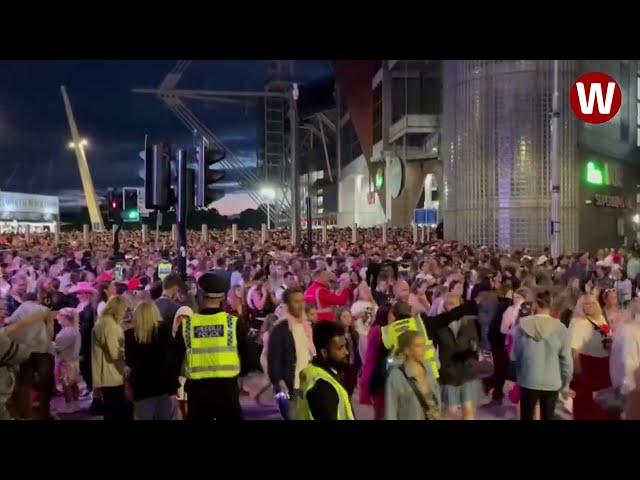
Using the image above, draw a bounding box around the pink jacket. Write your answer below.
[359,325,383,405]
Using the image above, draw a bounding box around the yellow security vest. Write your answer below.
[381,317,439,379]
[182,312,240,380]
[157,261,172,281]
[298,364,355,420]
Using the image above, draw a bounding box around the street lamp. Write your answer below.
[260,186,276,229]
[68,138,89,149]
[633,214,640,224]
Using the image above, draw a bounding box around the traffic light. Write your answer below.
[144,135,172,210]
[107,188,122,223]
[122,188,140,222]
[195,138,226,208]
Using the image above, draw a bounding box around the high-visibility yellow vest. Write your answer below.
[182,312,240,380]
[158,261,172,280]
[381,317,439,379]
[298,364,355,420]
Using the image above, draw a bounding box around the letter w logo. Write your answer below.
[576,82,616,115]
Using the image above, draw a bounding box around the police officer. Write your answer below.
[174,272,251,420]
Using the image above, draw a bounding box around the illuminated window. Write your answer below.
[586,161,604,185]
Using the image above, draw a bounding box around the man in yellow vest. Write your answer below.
[298,321,355,420]
[382,299,479,380]
[174,272,250,420]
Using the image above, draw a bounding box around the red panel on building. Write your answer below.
[329,60,378,162]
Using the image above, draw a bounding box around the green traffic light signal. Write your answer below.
[124,209,140,222]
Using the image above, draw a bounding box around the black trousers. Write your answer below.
[186,378,243,421]
[101,386,133,421]
[483,344,509,401]
[79,356,92,391]
[520,387,559,420]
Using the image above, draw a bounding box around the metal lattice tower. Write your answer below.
[134,60,300,231]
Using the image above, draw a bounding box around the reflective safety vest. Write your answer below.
[157,261,172,281]
[182,312,240,380]
[381,317,439,379]
[298,364,355,420]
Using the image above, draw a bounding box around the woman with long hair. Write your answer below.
[91,295,132,420]
[53,308,82,413]
[359,305,392,419]
[599,287,625,331]
[96,281,117,317]
[335,307,359,397]
[569,294,617,420]
[431,292,481,420]
[385,330,441,420]
[350,283,377,361]
[124,300,177,420]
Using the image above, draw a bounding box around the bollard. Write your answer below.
[171,224,177,243]
[261,224,267,244]
[352,223,357,244]
[232,223,238,243]
[381,222,387,245]
[141,224,148,244]
[54,221,60,246]
[201,224,208,244]
[322,220,327,245]
[412,223,418,244]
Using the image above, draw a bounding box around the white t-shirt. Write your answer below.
[568,317,609,358]
[610,321,640,394]
[291,322,310,390]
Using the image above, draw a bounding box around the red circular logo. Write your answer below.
[570,72,621,124]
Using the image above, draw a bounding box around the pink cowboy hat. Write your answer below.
[71,281,97,295]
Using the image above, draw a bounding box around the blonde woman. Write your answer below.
[569,294,617,420]
[124,300,177,420]
[385,330,441,420]
[92,295,132,420]
[53,308,82,413]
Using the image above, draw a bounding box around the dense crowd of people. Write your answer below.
[1,225,640,420]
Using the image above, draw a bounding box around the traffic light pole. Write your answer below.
[135,86,302,248]
[176,149,188,281]
[289,90,301,248]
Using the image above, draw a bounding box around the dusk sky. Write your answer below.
[0,60,332,215]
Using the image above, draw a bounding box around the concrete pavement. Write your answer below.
[51,372,518,420]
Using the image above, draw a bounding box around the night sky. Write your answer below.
[0,60,332,215]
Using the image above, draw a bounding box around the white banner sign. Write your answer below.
[0,191,59,216]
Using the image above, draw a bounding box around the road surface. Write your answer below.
[51,372,518,420]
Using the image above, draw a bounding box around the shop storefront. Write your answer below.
[579,153,640,253]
